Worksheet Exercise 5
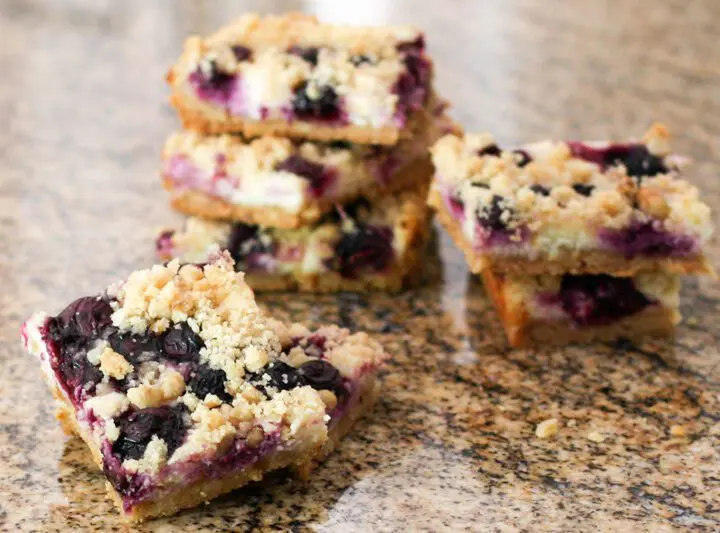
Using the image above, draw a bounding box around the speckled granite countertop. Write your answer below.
[1,1,719,531]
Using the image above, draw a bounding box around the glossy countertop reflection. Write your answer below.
[1,0,719,531]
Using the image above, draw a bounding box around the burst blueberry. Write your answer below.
[275,155,334,197]
[336,224,394,277]
[112,405,188,461]
[559,274,651,326]
[55,296,113,339]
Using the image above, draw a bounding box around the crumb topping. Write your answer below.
[127,369,186,409]
[24,254,387,482]
[99,347,133,380]
[430,124,713,242]
[86,392,130,420]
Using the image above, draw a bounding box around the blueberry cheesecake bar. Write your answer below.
[21,254,386,521]
[482,269,681,347]
[429,124,714,276]
[156,186,431,293]
[162,105,449,229]
[167,13,434,145]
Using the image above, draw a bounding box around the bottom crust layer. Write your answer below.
[481,269,678,348]
[429,188,714,277]
[52,377,379,522]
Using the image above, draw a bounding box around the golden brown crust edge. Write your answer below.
[428,188,715,277]
[165,157,434,229]
[50,375,379,523]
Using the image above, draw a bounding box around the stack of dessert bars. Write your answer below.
[429,124,715,347]
[158,13,451,293]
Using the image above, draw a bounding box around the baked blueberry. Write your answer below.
[336,224,394,277]
[478,144,502,157]
[231,45,253,62]
[298,359,341,391]
[162,323,203,361]
[55,297,113,339]
[478,195,509,231]
[530,184,550,196]
[572,183,595,196]
[292,81,341,121]
[513,150,532,167]
[559,274,650,326]
[287,46,319,65]
[187,364,232,403]
[112,405,189,461]
[108,331,160,365]
[275,155,334,197]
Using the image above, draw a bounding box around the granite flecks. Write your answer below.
[1,0,720,531]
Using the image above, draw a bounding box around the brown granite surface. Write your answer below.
[1,1,719,531]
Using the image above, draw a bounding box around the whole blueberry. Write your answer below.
[162,323,203,361]
[298,359,341,391]
[108,331,160,365]
[263,361,300,391]
[187,364,232,403]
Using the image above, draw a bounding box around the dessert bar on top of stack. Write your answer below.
[429,123,714,347]
[22,254,387,522]
[161,13,451,291]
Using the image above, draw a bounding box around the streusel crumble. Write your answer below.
[21,253,386,521]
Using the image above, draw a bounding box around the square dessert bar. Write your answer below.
[167,13,434,145]
[156,185,431,293]
[429,124,714,276]
[162,104,449,229]
[21,254,386,522]
[482,269,681,348]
